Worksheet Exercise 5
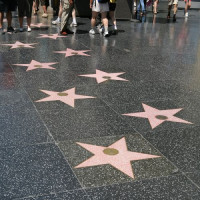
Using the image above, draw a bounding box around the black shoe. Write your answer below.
[65,29,74,34]
[7,26,15,32]
[173,15,176,22]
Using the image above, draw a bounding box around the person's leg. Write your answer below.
[19,17,23,29]
[52,1,63,24]
[60,0,74,33]
[101,11,108,36]
[6,11,12,27]
[140,0,145,12]
[72,8,77,25]
[33,1,37,14]
[185,0,191,16]
[91,11,98,29]
[167,0,172,19]
[27,17,31,28]
[0,12,4,29]
[153,0,158,14]
[173,4,178,15]
[172,2,178,21]
[59,1,63,18]
[109,11,117,29]
[188,0,191,9]
[41,0,48,17]
[42,5,47,13]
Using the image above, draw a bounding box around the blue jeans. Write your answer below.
[137,0,145,12]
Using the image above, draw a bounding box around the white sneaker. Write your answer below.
[42,13,48,18]
[27,27,31,32]
[185,12,188,17]
[52,18,60,25]
[19,28,23,32]
[89,29,96,35]
[70,22,77,27]
[103,31,109,37]
[97,24,104,33]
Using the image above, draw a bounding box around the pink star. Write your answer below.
[2,41,37,49]
[12,60,57,71]
[79,69,128,83]
[122,103,193,129]
[75,137,160,179]
[37,33,67,40]
[31,23,47,28]
[36,87,96,107]
[54,48,91,57]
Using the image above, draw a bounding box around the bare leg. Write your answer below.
[101,12,108,34]
[27,17,31,28]
[91,11,98,28]
[72,8,77,24]
[153,0,158,14]
[185,1,191,14]
[42,5,47,13]
[0,12,4,28]
[109,11,116,27]
[19,17,23,28]
[173,4,178,15]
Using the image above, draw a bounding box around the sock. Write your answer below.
[73,18,77,24]
[57,17,60,21]
[104,26,108,33]
[113,25,117,30]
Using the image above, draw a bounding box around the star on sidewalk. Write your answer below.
[37,33,67,40]
[36,87,96,107]
[122,103,193,129]
[2,41,37,49]
[75,137,160,179]
[31,23,47,28]
[79,69,128,83]
[12,60,57,71]
[54,48,91,57]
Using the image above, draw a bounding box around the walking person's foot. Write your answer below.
[7,26,15,32]
[42,13,48,18]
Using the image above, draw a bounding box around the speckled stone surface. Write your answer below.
[0,7,200,199]
[14,190,90,200]
[0,144,81,199]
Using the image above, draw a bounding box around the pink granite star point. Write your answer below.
[123,103,193,129]
[12,60,57,71]
[37,33,67,40]
[54,48,91,57]
[79,69,128,83]
[31,23,47,28]
[2,41,37,49]
[36,87,96,107]
[75,137,160,179]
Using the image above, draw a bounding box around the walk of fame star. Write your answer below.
[122,103,193,129]
[37,34,67,40]
[54,48,91,57]
[2,41,37,49]
[75,137,160,178]
[79,69,128,83]
[31,23,47,28]
[12,60,58,71]
[36,87,96,107]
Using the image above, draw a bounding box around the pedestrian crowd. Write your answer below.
[0,0,192,36]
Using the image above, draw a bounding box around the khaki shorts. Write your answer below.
[168,0,178,5]
[92,0,109,13]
